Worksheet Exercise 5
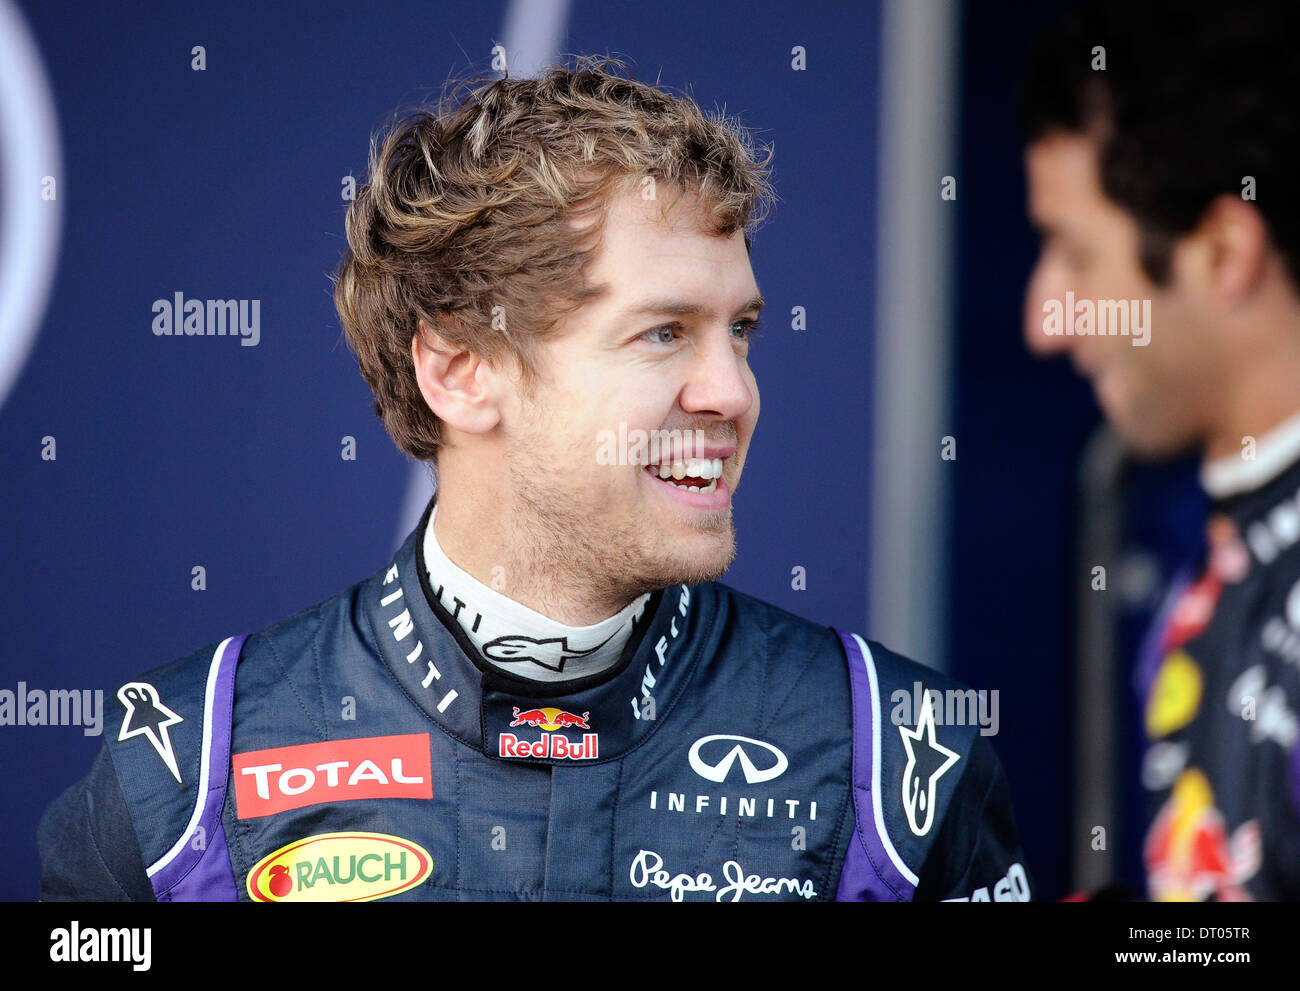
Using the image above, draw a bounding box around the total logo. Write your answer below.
[499,707,598,761]
[246,832,433,902]
[648,735,818,822]
[232,733,432,819]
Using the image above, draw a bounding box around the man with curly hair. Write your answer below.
[39,57,1028,902]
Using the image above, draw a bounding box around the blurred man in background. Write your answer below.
[1020,1,1300,899]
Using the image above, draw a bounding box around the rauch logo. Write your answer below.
[245,832,433,902]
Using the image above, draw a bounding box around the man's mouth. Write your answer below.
[643,458,725,494]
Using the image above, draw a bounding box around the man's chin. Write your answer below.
[633,528,737,591]
[1106,410,1201,463]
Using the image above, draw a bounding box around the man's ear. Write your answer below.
[410,319,502,435]
[1191,194,1270,303]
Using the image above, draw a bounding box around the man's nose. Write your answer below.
[1024,261,1072,357]
[679,333,755,421]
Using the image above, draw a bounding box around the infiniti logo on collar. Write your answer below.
[688,735,789,784]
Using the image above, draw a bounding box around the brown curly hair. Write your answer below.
[332,54,776,464]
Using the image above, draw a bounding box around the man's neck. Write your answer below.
[431,482,638,626]
[1198,311,1300,497]
[1201,294,1300,465]
[422,500,650,682]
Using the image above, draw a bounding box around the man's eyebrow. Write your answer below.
[615,293,766,321]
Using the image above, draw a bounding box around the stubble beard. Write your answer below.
[504,451,738,612]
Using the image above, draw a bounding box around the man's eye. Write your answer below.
[642,324,679,344]
[732,318,763,342]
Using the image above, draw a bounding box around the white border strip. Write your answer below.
[146,636,233,877]
[868,0,959,670]
[853,633,919,887]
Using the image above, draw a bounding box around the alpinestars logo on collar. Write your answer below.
[481,633,612,672]
[117,682,185,783]
[899,695,961,837]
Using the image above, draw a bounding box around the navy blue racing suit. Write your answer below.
[1137,454,1300,899]
[39,496,1029,902]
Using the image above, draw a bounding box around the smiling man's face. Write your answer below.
[498,183,762,602]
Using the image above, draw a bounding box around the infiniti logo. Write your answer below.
[688,735,788,785]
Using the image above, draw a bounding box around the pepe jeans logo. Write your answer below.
[687,735,788,785]
[629,849,816,902]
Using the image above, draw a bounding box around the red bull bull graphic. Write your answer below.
[501,707,597,760]
[1144,767,1261,901]
[508,706,590,731]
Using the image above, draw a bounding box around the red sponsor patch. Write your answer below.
[233,733,433,818]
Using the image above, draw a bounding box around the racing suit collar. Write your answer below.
[420,499,652,683]
[1201,408,1300,500]
[363,494,705,763]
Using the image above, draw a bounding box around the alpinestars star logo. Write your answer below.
[899,695,960,837]
[117,682,184,783]
[481,634,611,672]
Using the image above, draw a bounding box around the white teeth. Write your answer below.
[644,459,724,491]
[643,466,719,495]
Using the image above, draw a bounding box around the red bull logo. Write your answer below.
[1144,768,1261,901]
[499,732,599,760]
[508,706,590,731]
[501,707,598,760]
